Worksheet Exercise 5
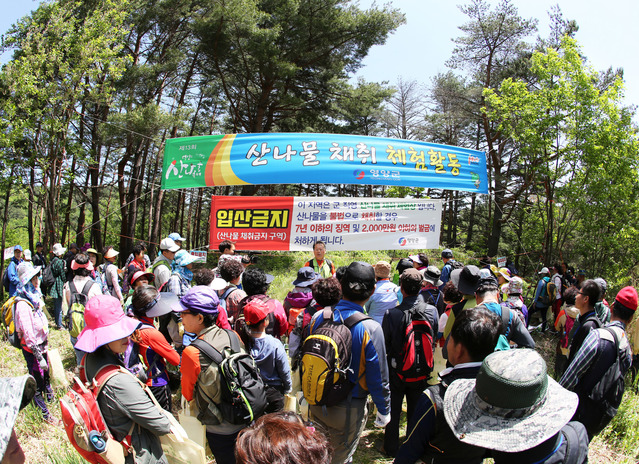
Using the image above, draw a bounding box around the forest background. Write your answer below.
[1,0,638,294]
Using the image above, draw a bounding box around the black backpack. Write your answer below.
[396,303,435,382]
[580,328,627,436]
[2,267,10,292]
[299,308,370,406]
[446,260,464,272]
[191,332,267,425]
[41,264,55,296]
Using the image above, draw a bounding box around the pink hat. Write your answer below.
[75,295,140,353]
[71,258,94,272]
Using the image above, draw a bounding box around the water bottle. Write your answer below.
[88,431,106,453]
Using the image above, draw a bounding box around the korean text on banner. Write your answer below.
[210,197,442,251]
[163,133,488,194]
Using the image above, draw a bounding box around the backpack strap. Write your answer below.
[80,279,94,296]
[500,305,510,333]
[191,338,226,366]
[343,310,371,329]
[220,286,237,302]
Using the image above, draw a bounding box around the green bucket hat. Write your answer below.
[443,349,577,453]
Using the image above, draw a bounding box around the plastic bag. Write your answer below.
[48,348,69,388]
[161,405,206,464]
[177,397,207,450]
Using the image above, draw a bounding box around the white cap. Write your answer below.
[160,237,180,253]
[538,267,550,275]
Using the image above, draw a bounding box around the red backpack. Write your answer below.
[397,304,435,383]
[60,365,135,463]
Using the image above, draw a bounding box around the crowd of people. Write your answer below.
[1,239,637,464]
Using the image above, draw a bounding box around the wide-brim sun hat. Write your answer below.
[506,276,524,295]
[498,267,512,281]
[408,254,424,265]
[420,265,442,286]
[17,263,41,286]
[293,266,321,287]
[75,295,141,353]
[104,248,119,259]
[443,349,578,453]
[174,249,199,267]
[143,292,179,318]
[451,265,481,295]
[0,375,36,460]
[52,243,66,257]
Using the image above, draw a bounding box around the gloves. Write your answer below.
[374,411,391,428]
[39,358,49,372]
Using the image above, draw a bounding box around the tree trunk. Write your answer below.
[0,168,15,299]
[28,165,35,250]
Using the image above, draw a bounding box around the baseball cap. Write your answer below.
[160,237,180,253]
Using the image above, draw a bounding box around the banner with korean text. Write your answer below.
[210,196,442,251]
[163,133,488,194]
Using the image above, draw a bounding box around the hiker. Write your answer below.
[63,243,79,283]
[395,308,501,464]
[392,258,414,286]
[560,286,637,438]
[491,266,511,301]
[438,248,458,290]
[124,270,155,308]
[49,243,67,329]
[178,286,248,464]
[168,232,186,248]
[216,240,246,278]
[33,241,47,268]
[419,265,445,316]
[85,247,104,291]
[243,299,292,413]
[409,253,429,271]
[530,266,552,332]
[283,266,319,333]
[167,249,198,298]
[594,277,611,323]
[74,295,173,463]
[289,276,342,364]
[381,268,438,457]
[0,375,37,464]
[64,253,103,365]
[306,261,390,464]
[129,286,180,412]
[575,269,586,289]
[444,349,588,463]
[235,411,333,464]
[215,259,247,325]
[550,263,564,322]
[474,280,535,349]
[554,287,579,380]
[237,267,287,338]
[123,243,149,294]
[152,237,180,290]
[365,261,399,325]
[102,247,123,304]
[304,240,335,279]
[441,265,481,354]
[567,279,602,364]
[7,245,23,297]
[13,263,54,423]
[500,276,528,325]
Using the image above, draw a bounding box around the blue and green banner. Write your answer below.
[162,133,488,193]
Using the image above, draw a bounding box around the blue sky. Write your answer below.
[2,0,638,109]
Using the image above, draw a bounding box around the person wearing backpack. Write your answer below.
[550,263,565,322]
[74,294,173,464]
[152,237,180,291]
[33,241,47,268]
[438,249,462,291]
[555,287,579,380]
[13,263,55,424]
[236,267,288,338]
[394,308,502,464]
[593,277,612,323]
[217,259,247,324]
[102,247,123,304]
[129,285,180,412]
[177,285,253,464]
[364,261,398,325]
[167,249,198,298]
[49,243,67,329]
[567,279,603,364]
[530,266,552,332]
[283,266,319,332]
[305,261,390,464]
[381,268,438,457]
[419,265,445,316]
[560,286,637,439]
[242,299,292,413]
[64,254,103,365]
[6,245,24,297]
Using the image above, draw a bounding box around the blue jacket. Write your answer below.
[7,257,22,296]
[309,299,391,415]
[534,276,550,308]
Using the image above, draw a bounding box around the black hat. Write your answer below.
[36,241,43,247]
[451,265,481,295]
[341,261,376,293]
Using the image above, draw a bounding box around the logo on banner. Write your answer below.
[398,237,407,246]
[468,155,480,165]
[353,170,365,180]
